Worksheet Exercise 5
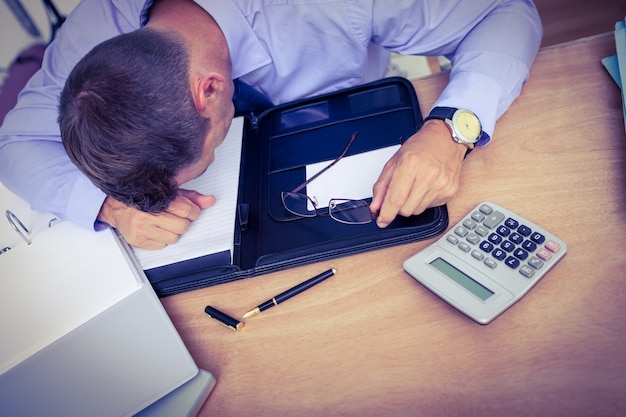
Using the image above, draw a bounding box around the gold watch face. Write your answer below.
[453,109,482,142]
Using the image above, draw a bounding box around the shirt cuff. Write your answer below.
[432,70,506,145]
[64,174,109,231]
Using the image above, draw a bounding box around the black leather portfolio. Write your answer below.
[145,77,449,296]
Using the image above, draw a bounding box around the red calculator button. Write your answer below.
[545,240,561,253]
[536,248,553,261]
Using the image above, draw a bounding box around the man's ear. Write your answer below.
[192,72,226,112]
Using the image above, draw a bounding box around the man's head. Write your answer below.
[59,27,231,213]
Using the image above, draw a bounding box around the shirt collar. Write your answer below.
[139,0,154,26]
[193,0,271,79]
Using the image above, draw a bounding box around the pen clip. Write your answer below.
[6,210,32,245]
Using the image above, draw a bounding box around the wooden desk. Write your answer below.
[162,33,626,417]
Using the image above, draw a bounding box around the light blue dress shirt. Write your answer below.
[0,0,542,230]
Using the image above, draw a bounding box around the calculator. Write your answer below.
[403,202,567,324]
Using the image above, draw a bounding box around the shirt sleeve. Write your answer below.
[0,0,149,230]
[371,0,543,141]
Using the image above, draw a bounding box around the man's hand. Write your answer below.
[370,119,468,228]
[97,189,216,250]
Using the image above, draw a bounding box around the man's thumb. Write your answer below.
[179,189,216,209]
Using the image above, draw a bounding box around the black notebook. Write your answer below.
[123,77,449,296]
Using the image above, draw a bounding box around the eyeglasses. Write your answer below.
[281,131,376,225]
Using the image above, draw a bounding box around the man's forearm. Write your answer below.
[0,140,107,230]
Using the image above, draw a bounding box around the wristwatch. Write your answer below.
[425,107,489,150]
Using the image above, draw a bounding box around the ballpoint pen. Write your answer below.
[243,268,336,318]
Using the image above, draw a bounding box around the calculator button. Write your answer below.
[505,256,521,269]
[505,218,519,229]
[496,225,511,237]
[519,265,535,278]
[488,233,502,244]
[471,250,484,261]
[492,248,507,260]
[471,211,486,222]
[530,232,545,244]
[513,248,529,260]
[500,240,515,252]
[446,235,460,245]
[528,256,544,269]
[454,226,468,237]
[536,248,553,261]
[474,225,489,237]
[458,242,471,253]
[479,241,494,253]
[463,219,477,230]
[517,225,532,236]
[509,232,523,244]
[484,258,497,269]
[545,240,561,253]
[521,240,537,252]
[483,211,506,229]
[479,204,494,215]
[466,233,481,245]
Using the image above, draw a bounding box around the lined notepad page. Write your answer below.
[133,117,244,270]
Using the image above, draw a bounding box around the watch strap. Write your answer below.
[424,106,457,122]
[425,106,490,148]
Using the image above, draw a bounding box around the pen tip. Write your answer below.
[243,307,260,319]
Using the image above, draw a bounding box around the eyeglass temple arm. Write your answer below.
[291,131,359,194]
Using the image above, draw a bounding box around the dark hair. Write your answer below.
[59,28,210,213]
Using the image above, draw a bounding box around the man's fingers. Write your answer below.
[178,189,217,209]
[166,190,214,221]
[373,147,425,227]
[370,154,401,226]
[132,191,215,250]
[376,162,421,227]
[97,194,215,250]
[123,211,189,247]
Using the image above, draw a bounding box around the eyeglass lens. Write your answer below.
[281,192,317,217]
[328,199,372,224]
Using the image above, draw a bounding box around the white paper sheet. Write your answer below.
[305,144,400,210]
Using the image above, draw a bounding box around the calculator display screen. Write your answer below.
[430,258,494,301]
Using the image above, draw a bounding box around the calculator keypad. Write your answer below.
[447,203,563,279]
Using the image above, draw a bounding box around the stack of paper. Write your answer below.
[602,17,626,131]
